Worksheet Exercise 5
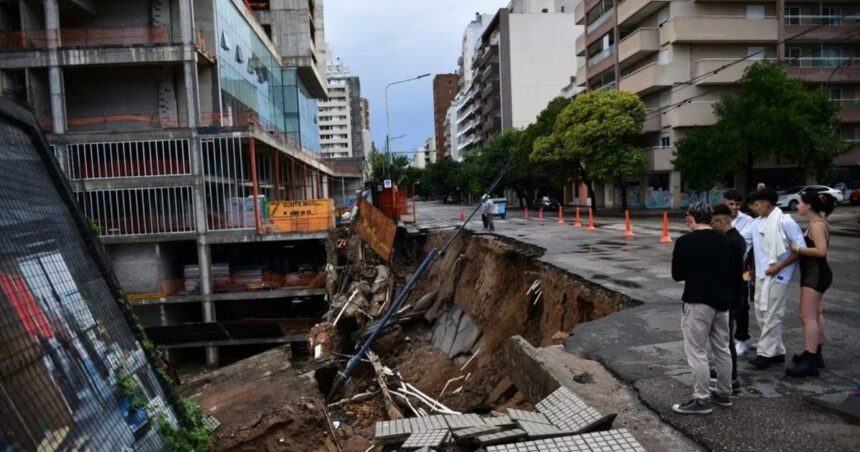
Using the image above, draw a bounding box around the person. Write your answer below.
[480,196,495,231]
[671,202,735,415]
[786,191,835,377]
[710,204,746,394]
[741,189,806,370]
[722,190,753,356]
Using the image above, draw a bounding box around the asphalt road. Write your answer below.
[414,201,860,451]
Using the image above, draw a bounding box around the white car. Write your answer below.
[777,185,844,210]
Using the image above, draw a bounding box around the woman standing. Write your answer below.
[786,191,836,377]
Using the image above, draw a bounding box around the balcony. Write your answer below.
[644,147,674,172]
[785,16,860,41]
[693,58,771,85]
[660,16,778,44]
[667,102,717,127]
[586,8,615,34]
[643,108,661,132]
[617,0,669,28]
[575,0,586,25]
[618,28,659,67]
[577,64,587,87]
[587,45,615,68]
[787,58,860,83]
[576,33,585,56]
[835,99,860,123]
[619,62,672,95]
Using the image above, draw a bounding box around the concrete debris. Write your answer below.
[309,322,335,359]
[431,306,483,359]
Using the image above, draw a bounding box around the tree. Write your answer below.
[674,60,847,191]
[369,148,410,185]
[531,90,646,210]
[511,97,571,207]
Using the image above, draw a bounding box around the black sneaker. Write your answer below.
[711,393,733,407]
[748,355,771,369]
[786,352,821,378]
[769,354,786,364]
[792,351,825,368]
[672,399,713,415]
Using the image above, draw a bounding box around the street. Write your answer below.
[414,200,860,451]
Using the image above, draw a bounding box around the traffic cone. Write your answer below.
[660,211,672,244]
[587,208,595,231]
[624,210,634,238]
[459,210,465,221]
[538,208,544,224]
[525,207,530,221]
[573,207,582,228]
[557,206,564,224]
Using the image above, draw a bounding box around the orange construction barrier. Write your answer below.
[624,210,634,238]
[525,207,530,221]
[574,207,582,228]
[660,211,673,244]
[557,206,564,224]
[459,210,465,221]
[587,208,595,231]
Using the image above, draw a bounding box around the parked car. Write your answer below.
[777,185,844,210]
[850,187,860,205]
[534,196,560,211]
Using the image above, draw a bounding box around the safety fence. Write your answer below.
[76,187,196,237]
[0,101,175,449]
[64,139,192,180]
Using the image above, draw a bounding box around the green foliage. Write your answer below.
[674,60,847,191]
[368,148,410,185]
[88,219,101,236]
[532,91,646,208]
[421,156,463,196]
[117,372,147,410]
[156,399,213,452]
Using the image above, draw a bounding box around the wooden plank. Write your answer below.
[367,351,403,420]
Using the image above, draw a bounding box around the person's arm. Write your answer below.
[765,218,805,275]
[794,222,828,258]
[741,221,754,245]
[672,237,687,282]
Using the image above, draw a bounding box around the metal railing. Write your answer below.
[587,45,615,68]
[586,7,615,33]
[787,57,860,68]
[78,186,196,236]
[65,139,191,180]
[784,15,860,26]
[833,98,860,108]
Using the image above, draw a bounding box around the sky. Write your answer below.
[324,0,508,156]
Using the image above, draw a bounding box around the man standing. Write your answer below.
[722,189,753,356]
[671,203,735,414]
[480,196,495,231]
[742,189,806,370]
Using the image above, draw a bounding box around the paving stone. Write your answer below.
[536,386,605,432]
[374,419,412,444]
[507,408,553,425]
[401,430,450,449]
[485,428,646,452]
[475,428,528,446]
[483,414,517,427]
[515,419,575,439]
[443,413,486,429]
[451,424,504,440]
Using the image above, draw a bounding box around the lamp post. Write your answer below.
[385,73,431,179]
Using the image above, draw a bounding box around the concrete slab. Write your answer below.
[475,428,527,446]
[400,429,449,449]
[486,429,646,452]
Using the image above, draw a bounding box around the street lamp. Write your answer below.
[385,73,431,179]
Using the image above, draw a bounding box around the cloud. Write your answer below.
[324,0,508,154]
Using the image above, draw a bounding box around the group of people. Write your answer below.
[671,187,835,415]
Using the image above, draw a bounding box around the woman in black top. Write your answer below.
[786,191,835,378]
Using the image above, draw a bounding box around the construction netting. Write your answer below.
[0,101,176,450]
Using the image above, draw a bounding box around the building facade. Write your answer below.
[318,57,367,161]
[432,73,459,159]
[574,0,860,208]
[0,0,360,368]
[455,13,495,157]
[411,137,437,169]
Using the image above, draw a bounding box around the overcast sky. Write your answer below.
[324,0,508,155]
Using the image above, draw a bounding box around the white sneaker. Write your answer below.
[735,340,749,357]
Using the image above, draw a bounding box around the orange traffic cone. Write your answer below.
[538,208,544,224]
[524,207,530,221]
[660,211,673,244]
[459,210,465,221]
[587,208,595,231]
[573,207,582,228]
[624,210,634,238]
[557,206,564,224]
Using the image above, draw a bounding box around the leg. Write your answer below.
[758,282,789,357]
[682,303,714,400]
[753,279,766,350]
[728,310,738,382]
[709,310,733,395]
[799,287,823,353]
[734,297,751,342]
[817,296,825,346]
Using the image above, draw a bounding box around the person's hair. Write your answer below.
[744,191,760,206]
[800,191,836,216]
[723,189,743,202]
[686,202,713,225]
[711,203,732,219]
[757,189,779,205]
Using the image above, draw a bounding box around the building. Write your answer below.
[456,13,499,156]
[443,101,461,161]
[360,97,374,163]
[411,137,437,169]
[574,0,860,208]
[458,0,581,152]
[0,0,361,368]
[318,56,368,162]
[432,73,459,159]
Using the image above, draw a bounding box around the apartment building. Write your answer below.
[455,13,495,157]
[433,73,459,159]
[458,0,581,152]
[319,58,352,158]
[0,0,361,368]
[410,137,437,170]
[575,0,860,208]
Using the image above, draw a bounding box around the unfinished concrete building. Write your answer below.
[0,0,361,368]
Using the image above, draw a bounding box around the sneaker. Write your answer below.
[748,355,771,369]
[769,354,786,364]
[792,351,825,369]
[786,352,821,378]
[735,340,749,357]
[711,393,733,407]
[672,399,713,415]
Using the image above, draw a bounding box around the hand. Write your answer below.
[764,265,780,277]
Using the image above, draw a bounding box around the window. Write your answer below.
[746,5,765,20]
[660,135,671,149]
[657,8,669,26]
[747,46,765,60]
[235,46,244,63]
[823,7,842,25]
[785,6,800,25]
[828,87,843,100]
[220,31,231,50]
[786,47,802,66]
[561,6,565,12]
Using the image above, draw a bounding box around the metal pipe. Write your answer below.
[249,137,261,234]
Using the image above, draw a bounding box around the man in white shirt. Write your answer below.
[480,197,495,231]
[741,189,805,369]
[723,190,753,233]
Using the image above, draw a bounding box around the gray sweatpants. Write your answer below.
[682,302,732,400]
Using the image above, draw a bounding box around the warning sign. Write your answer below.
[269,199,334,233]
[354,198,396,262]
